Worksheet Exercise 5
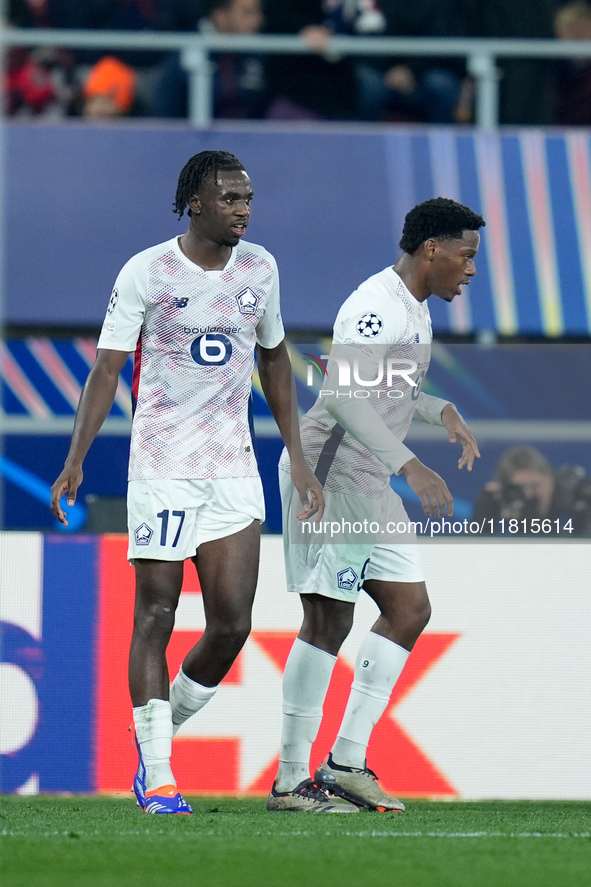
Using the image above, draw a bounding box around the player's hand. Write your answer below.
[401,457,454,517]
[290,457,325,522]
[441,404,481,471]
[50,465,83,527]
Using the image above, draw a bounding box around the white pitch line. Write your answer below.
[277,830,591,839]
[2,829,590,840]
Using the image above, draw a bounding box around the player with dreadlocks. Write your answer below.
[173,150,242,218]
[268,198,485,813]
[51,149,324,814]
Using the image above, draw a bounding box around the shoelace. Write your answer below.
[327,755,379,783]
[298,779,329,801]
[348,765,379,782]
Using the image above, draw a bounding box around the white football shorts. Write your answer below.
[280,468,424,602]
[127,476,265,562]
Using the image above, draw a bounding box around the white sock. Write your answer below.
[133,698,175,792]
[170,668,218,737]
[331,632,409,769]
[275,638,337,792]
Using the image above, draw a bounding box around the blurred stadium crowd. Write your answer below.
[3,0,591,126]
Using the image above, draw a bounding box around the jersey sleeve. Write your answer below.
[323,276,418,475]
[333,280,407,346]
[97,256,146,353]
[255,253,285,349]
[413,392,452,425]
[324,390,416,475]
[321,337,417,475]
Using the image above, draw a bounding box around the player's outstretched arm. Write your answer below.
[50,348,130,526]
[256,340,325,521]
[440,404,481,471]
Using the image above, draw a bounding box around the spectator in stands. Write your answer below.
[82,55,138,117]
[554,0,591,124]
[87,1,163,69]
[152,0,203,31]
[356,0,473,123]
[6,2,163,117]
[84,2,163,112]
[9,0,159,32]
[262,1,359,120]
[3,43,78,116]
[473,446,591,536]
[4,1,82,116]
[7,0,114,29]
[465,0,558,125]
[150,0,267,119]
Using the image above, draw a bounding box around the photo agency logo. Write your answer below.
[304,345,422,401]
[303,353,328,385]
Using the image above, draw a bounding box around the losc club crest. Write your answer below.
[134,523,153,546]
[337,567,358,591]
[236,288,259,315]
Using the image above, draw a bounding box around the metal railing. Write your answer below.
[1,27,590,129]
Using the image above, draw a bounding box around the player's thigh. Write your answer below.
[194,519,261,624]
[280,469,373,602]
[133,558,185,617]
[363,576,429,620]
[127,478,205,562]
[299,592,355,652]
[363,541,429,620]
[195,476,265,548]
[365,541,425,585]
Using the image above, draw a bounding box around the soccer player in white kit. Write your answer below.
[50,150,323,815]
[268,198,485,813]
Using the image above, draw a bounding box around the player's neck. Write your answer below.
[178,232,232,271]
[392,257,429,303]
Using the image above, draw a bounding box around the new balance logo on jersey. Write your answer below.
[236,288,259,315]
[168,297,189,309]
[135,523,153,546]
[337,567,358,591]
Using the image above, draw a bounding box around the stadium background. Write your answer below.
[1,121,590,799]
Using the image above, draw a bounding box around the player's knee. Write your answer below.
[325,610,353,648]
[209,616,251,652]
[301,606,353,653]
[397,596,431,650]
[414,596,431,633]
[402,586,431,634]
[134,600,176,641]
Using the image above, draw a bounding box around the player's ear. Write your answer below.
[189,193,201,214]
[424,238,437,260]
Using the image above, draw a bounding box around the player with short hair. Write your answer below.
[268,197,485,813]
[50,150,324,815]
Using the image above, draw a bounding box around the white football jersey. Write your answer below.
[281,267,444,497]
[98,236,284,481]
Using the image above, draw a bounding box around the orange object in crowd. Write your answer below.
[84,57,137,113]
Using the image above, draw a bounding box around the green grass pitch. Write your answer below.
[2,796,590,887]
